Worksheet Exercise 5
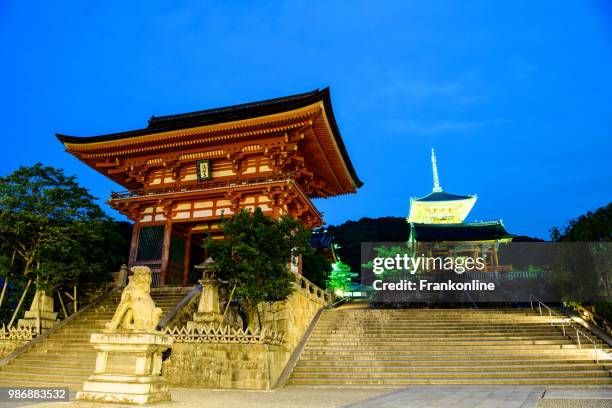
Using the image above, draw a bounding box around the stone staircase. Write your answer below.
[289,308,612,386]
[0,286,192,390]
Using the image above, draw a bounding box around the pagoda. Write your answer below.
[407,149,513,271]
[57,88,362,286]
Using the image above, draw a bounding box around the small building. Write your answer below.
[309,230,339,263]
[57,89,362,286]
[407,149,513,271]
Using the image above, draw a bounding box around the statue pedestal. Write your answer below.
[18,290,57,334]
[76,332,173,405]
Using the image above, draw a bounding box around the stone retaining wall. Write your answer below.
[0,340,27,359]
[164,343,288,389]
[162,275,329,389]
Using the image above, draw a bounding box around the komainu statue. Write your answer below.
[104,266,163,333]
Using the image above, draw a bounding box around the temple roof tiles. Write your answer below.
[413,190,475,202]
[410,220,513,242]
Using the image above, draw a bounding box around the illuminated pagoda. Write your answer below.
[57,88,362,286]
[407,149,513,271]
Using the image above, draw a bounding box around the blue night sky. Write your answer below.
[1,1,611,239]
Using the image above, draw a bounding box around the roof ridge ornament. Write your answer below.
[431,148,442,192]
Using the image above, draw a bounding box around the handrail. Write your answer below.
[331,296,351,308]
[156,285,202,330]
[529,294,602,365]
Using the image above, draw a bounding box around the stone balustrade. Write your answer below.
[164,324,285,346]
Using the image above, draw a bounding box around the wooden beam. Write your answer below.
[95,161,119,168]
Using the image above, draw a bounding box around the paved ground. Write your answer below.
[344,385,544,408]
[7,386,612,408]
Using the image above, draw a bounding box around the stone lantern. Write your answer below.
[188,257,223,328]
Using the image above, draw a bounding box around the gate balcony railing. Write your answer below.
[110,176,294,200]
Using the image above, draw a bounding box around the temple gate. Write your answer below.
[57,89,362,286]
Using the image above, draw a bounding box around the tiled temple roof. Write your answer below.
[410,220,513,242]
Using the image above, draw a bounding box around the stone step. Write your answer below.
[8,360,96,370]
[0,378,83,390]
[325,307,536,315]
[23,350,97,357]
[0,371,89,383]
[290,369,612,379]
[297,352,607,361]
[0,365,94,376]
[315,327,566,332]
[295,358,606,367]
[307,336,581,342]
[302,344,607,352]
[315,329,574,335]
[315,323,564,328]
[292,363,611,373]
[300,349,605,358]
[307,335,592,341]
[15,354,97,364]
[320,315,558,323]
[287,377,612,386]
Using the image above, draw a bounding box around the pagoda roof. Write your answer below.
[410,221,513,242]
[413,190,475,202]
[56,88,362,194]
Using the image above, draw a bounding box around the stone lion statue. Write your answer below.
[104,266,163,333]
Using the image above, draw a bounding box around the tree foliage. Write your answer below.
[326,260,353,294]
[550,202,612,242]
[325,217,410,272]
[0,163,126,294]
[204,208,311,327]
[549,202,612,300]
[301,251,332,289]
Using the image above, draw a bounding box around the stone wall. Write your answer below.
[164,343,287,389]
[257,275,329,351]
[0,340,27,359]
[162,275,329,389]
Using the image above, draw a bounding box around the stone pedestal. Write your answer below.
[18,290,57,334]
[76,332,173,404]
[187,277,223,329]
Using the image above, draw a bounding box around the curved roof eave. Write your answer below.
[55,87,363,188]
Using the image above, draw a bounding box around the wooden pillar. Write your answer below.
[182,227,192,286]
[128,221,141,267]
[160,220,173,286]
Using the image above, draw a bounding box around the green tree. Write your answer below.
[550,202,612,300]
[550,202,611,243]
[326,260,353,295]
[0,163,126,307]
[204,208,311,328]
[301,251,332,289]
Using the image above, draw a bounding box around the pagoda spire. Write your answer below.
[431,148,442,192]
